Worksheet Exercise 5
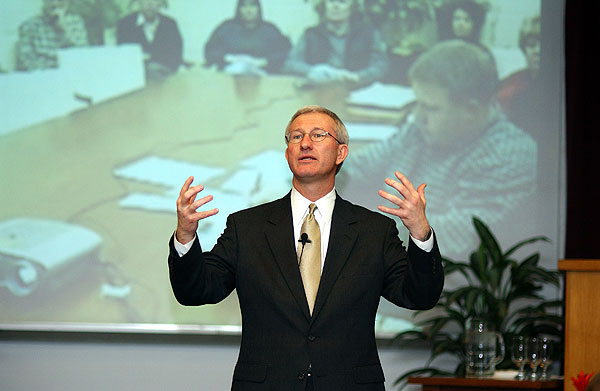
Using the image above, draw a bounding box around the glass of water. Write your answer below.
[511,336,529,380]
[538,337,554,380]
[527,337,542,380]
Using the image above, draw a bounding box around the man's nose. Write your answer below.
[299,134,313,148]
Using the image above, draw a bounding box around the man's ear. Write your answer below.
[336,144,349,165]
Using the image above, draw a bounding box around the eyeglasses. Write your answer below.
[286,129,343,144]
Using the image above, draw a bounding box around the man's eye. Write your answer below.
[313,133,326,139]
[292,134,303,140]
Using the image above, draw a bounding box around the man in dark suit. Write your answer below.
[169,105,443,390]
[116,0,183,80]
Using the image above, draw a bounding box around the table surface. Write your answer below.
[0,68,404,330]
[408,376,564,390]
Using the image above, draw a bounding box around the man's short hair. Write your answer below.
[408,40,498,105]
[519,15,541,52]
[285,105,349,174]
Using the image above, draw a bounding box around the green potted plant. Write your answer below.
[392,216,563,388]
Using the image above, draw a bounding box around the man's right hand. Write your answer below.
[176,176,218,244]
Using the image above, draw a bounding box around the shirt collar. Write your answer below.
[136,12,160,28]
[291,187,336,227]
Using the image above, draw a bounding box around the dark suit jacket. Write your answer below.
[168,193,443,390]
[116,12,183,72]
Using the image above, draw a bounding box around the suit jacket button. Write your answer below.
[308,335,316,342]
[297,373,305,381]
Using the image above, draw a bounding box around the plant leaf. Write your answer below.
[473,217,503,266]
[469,246,488,285]
[442,258,473,283]
[504,236,550,258]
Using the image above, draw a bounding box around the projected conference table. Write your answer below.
[0,67,405,332]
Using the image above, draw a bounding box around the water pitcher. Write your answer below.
[465,318,505,377]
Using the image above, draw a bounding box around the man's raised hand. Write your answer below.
[176,176,218,244]
[377,171,431,241]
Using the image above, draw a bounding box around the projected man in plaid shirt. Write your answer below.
[16,0,88,71]
[339,40,537,258]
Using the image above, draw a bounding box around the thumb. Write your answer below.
[417,183,427,201]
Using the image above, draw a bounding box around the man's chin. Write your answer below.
[293,169,317,179]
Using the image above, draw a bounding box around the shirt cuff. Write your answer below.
[173,231,195,257]
[409,228,434,252]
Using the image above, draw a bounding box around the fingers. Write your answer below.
[177,178,214,216]
[194,207,219,220]
[393,171,416,194]
[378,189,404,209]
[176,178,219,242]
[383,172,416,202]
[377,204,403,218]
[383,172,427,204]
[378,172,430,238]
[190,194,215,212]
[179,176,194,198]
[377,189,412,220]
[178,194,218,224]
[184,184,206,204]
[377,172,427,216]
[416,183,427,204]
[183,201,219,225]
[178,176,208,207]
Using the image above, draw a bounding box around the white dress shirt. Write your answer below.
[137,12,160,43]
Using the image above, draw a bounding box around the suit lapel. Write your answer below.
[264,193,312,321]
[311,196,358,322]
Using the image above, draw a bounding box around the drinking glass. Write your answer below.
[527,337,542,380]
[538,338,554,380]
[511,336,529,380]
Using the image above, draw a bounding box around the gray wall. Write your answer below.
[0,334,442,390]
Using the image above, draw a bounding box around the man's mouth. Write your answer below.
[299,156,316,161]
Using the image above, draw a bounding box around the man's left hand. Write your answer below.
[378,171,431,241]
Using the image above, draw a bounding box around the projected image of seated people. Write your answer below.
[338,40,537,259]
[117,0,184,81]
[204,0,291,75]
[16,0,88,71]
[284,0,388,88]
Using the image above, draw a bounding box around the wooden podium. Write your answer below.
[558,259,600,391]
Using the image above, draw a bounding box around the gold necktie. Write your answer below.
[297,203,321,315]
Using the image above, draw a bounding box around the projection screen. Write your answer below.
[0,0,564,336]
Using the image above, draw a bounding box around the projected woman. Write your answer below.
[436,0,488,47]
[117,0,183,80]
[204,0,291,75]
[284,0,388,88]
[497,15,541,132]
